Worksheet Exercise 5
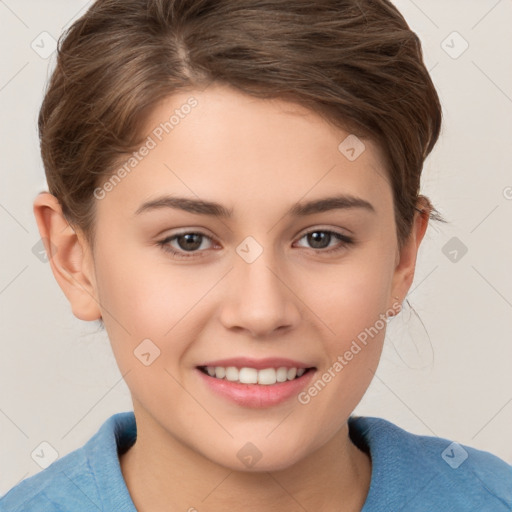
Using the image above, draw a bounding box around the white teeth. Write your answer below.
[203,365,310,384]
[225,366,239,381]
[276,367,288,382]
[238,367,258,384]
[258,368,277,385]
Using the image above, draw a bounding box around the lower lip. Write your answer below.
[196,368,317,408]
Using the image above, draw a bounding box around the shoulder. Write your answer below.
[349,415,512,511]
[0,441,98,512]
[0,412,136,512]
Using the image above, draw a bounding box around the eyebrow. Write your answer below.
[134,194,376,218]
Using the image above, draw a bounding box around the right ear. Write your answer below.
[33,192,102,321]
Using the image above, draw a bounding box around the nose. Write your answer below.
[219,249,301,338]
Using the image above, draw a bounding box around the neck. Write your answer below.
[120,409,371,512]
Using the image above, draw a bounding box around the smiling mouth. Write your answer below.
[197,365,316,385]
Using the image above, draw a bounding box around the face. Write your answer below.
[84,83,405,471]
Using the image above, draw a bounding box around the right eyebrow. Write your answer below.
[134,196,233,218]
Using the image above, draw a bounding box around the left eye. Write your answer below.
[295,229,353,252]
[158,229,353,259]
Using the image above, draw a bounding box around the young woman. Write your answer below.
[1,0,511,511]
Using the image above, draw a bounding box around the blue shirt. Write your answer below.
[1,411,511,511]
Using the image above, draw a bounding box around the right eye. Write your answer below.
[157,231,217,259]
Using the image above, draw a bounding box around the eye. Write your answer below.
[157,231,216,259]
[294,229,354,254]
[157,228,354,260]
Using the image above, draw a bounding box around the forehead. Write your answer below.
[99,83,392,220]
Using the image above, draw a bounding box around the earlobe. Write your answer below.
[33,192,102,321]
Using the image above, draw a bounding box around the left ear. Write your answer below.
[390,197,430,305]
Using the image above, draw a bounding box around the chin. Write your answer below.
[206,443,307,473]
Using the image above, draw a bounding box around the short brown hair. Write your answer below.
[38,0,447,250]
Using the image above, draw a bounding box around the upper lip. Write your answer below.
[197,357,315,370]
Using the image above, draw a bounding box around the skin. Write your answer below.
[34,83,429,512]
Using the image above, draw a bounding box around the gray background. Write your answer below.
[0,0,511,492]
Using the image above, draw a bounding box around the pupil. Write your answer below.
[308,231,330,249]
[178,233,202,251]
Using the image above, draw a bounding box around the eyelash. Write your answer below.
[157,229,354,260]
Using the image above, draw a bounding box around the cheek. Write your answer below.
[94,240,196,331]
[330,274,391,343]
[93,242,212,371]
[294,242,394,412]
[301,248,395,343]
[297,269,390,437]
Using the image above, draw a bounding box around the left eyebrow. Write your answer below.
[134,194,376,218]
[289,195,376,216]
